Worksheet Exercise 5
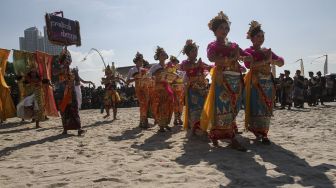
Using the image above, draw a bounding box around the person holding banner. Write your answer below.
[57,48,86,136]
[167,55,184,126]
[201,11,251,150]
[243,20,284,144]
[149,46,175,132]
[180,40,210,135]
[126,52,151,128]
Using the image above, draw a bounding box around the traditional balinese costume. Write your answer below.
[180,40,210,134]
[23,70,46,123]
[13,51,45,127]
[201,12,250,149]
[149,47,176,132]
[243,21,284,142]
[101,64,122,119]
[126,52,151,128]
[57,49,85,135]
[167,56,184,126]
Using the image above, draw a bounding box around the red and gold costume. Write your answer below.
[167,56,184,125]
[57,48,85,135]
[101,64,122,119]
[127,52,152,128]
[149,47,177,131]
[13,50,46,124]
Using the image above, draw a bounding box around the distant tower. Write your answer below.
[19,26,62,55]
[20,27,40,52]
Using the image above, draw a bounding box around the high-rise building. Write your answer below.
[19,26,63,55]
[43,26,63,55]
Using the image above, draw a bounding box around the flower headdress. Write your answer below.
[143,60,150,68]
[182,39,198,55]
[169,55,179,63]
[208,11,231,32]
[133,52,144,63]
[59,47,72,65]
[154,46,168,60]
[246,20,263,39]
[104,64,113,76]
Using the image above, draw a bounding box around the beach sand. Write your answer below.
[1,103,335,188]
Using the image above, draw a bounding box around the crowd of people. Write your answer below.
[56,84,137,110]
[1,11,336,152]
[273,70,336,109]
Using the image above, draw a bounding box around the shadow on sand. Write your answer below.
[0,121,30,130]
[175,135,335,187]
[108,126,144,141]
[130,126,179,151]
[83,120,115,129]
[0,134,73,158]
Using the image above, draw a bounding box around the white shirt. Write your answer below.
[148,63,164,77]
[126,66,141,81]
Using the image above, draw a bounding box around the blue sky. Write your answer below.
[1,0,335,85]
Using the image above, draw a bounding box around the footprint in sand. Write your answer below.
[93,177,124,183]
[47,182,69,188]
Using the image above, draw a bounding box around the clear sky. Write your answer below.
[1,0,335,85]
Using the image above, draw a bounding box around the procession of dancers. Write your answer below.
[1,11,335,152]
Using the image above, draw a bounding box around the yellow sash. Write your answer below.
[244,70,252,129]
[200,67,217,131]
[183,88,189,129]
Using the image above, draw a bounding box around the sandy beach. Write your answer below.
[0,103,335,188]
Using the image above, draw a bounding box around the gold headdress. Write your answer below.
[169,55,179,63]
[59,47,72,65]
[133,51,144,63]
[182,39,198,55]
[143,60,150,68]
[208,11,231,31]
[246,20,263,39]
[154,46,168,60]
[104,64,113,76]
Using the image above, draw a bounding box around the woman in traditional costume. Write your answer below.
[126,52,151,128]
[14,51,45,127]
[57,48,86,135]
[167,55,184,126]
[24,65,46,128]
[243,20,284,144]
[180,40,210,135]
[149,46,174,132]
[201,11,251,151]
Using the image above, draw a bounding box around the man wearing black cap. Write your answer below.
[293,70,305,108]
[316,71,326,105]
[276,73,285,105]
[308,71,318,106]
[281,70,293,110]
